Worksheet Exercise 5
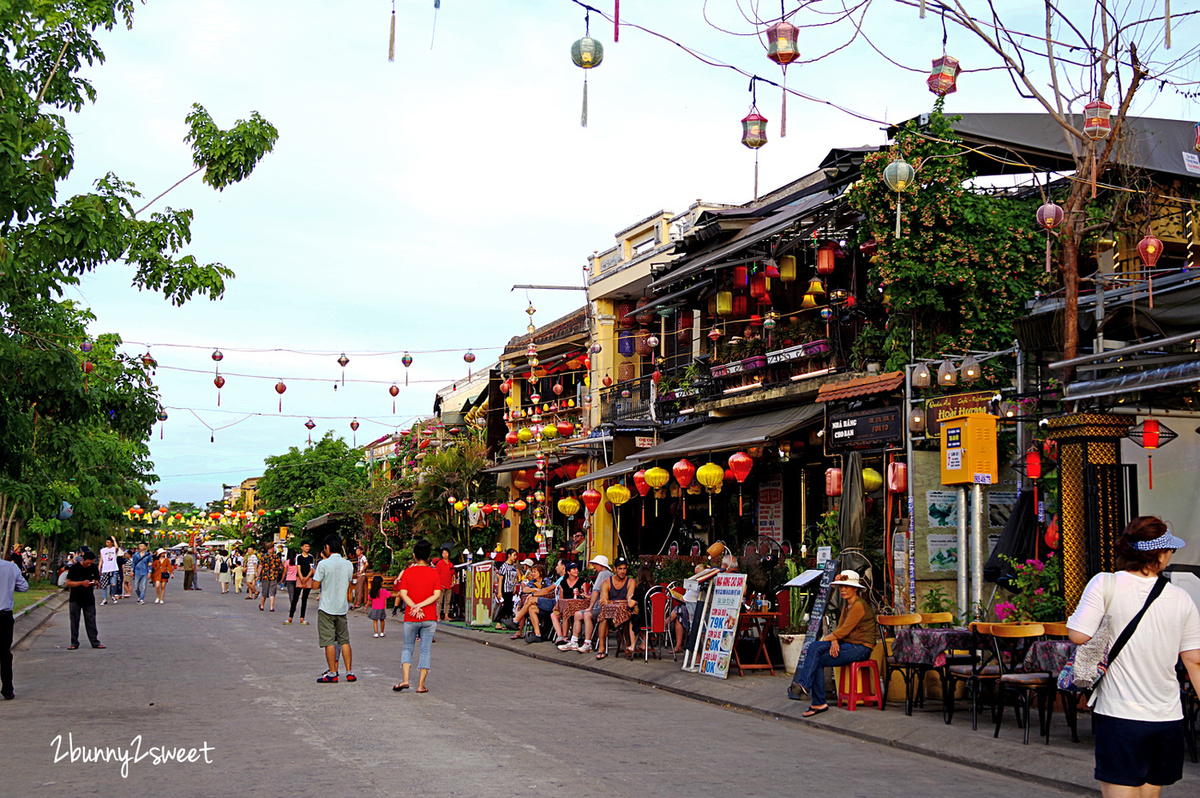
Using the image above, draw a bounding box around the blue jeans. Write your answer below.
[792,640,872,706]
[402,621,437,671]
[133,573,149,601]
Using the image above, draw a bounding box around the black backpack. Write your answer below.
[219,557,229,573]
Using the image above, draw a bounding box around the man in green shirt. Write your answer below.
[182,550,196,591]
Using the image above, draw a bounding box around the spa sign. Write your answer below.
[826,406,903,453]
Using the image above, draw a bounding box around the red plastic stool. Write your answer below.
[837,659,884,711]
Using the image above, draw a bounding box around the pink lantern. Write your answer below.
[825,468,843,497]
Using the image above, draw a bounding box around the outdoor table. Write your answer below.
[555,597,591,619]
[732,611,779,677]
[599,602,633,627]
[892,627,975,668]
[1022,639,1076,677]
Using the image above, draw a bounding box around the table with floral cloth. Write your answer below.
[555,597,591,618]
[1022,639,1076,675]
[892,628,976,668]
[599,602,634,627]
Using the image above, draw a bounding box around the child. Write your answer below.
[368,575,392,638]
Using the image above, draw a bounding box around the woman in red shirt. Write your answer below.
[435,546,455,621]
[393,539,442,694]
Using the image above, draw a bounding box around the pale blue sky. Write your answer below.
[58,1,1198,505]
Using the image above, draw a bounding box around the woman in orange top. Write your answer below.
[151,550,175,604]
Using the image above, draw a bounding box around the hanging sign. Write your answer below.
[826,406,903,452]
[923,390,992,435]
[699,573,748,679]
[466,562,494,626]
[757,474,784,542]
[788,559,839,689]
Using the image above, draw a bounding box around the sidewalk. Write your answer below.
[11,589,68,649]
[436,621,1198,796]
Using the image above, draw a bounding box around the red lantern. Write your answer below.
[1025,448,1043,481]
[213,374,225,406]
[556,420,575,438]
[673,459,696,488]
[505,430,520,446]
[817,242,837,275]
[350,419,359,431]
[727,451,754,514]
[724,468,736,482]
[749,272,768,299]
[1044,516,1060,550]
[581,488,603,515]
[632,470,650,497]
[732,294,749,318]
[886,462,907,493]
[1082,100,1112,140]
[513,499,527,513]
[274,380,287,412]
[1127,418,1177,490]
[741,111,768,150]
[825,468,843,497]
[733,265,748,287]
[1138,233,1164,308]
[927,54,960,96]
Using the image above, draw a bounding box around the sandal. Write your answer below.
[416,687,429,693]
[392,683,410,692]
[802,705,829,718]
[510,633,524,640]
[595,652,607,660]
[67,644,78,650]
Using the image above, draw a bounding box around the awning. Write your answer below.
[628,403,822,461]
[621,279,714,320]
[555,459,641,490]
[1063,358,1200,403]
[816,372,905,403]
[304,512,345,532]
[481,455,569,475]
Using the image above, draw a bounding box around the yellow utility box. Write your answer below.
[940,413,998,485]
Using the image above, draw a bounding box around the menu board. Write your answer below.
[698,573,748,679]
[466,562,494,626]
[757,475,784,542]
[790,560,838,682]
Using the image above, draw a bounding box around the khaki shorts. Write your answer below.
[317,610,349,647]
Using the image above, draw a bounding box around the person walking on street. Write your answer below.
[119,548,132,598]
[313,535,355,684]
[182,549,196,591]
[1,554,29,699]
[244,547,259,600]
[258,542,283,612]
[130,543,153,604]
[231,550,244,594]
[98,537,119,605]
[288,542,315,625]
[215,549,232,594]
[65,550,104,650]
[151,549,174,604]
[435,545,454,622]
[393,538,441,694]
[351,546,368,610]
[1068,516,1200,796]
[281,551,298,620]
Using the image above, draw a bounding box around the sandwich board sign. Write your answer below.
[698,573,748,679]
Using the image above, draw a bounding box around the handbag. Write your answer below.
[1058,573,1167,693]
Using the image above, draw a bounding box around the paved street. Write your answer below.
[2,580,1080,797]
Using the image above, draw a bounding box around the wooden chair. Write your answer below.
[1040,621,1070,637]
[877,613,924,715]
[921,612,954,627]
[991,623,1055,745]
[944,622,1001,729]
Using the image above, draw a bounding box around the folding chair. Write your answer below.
[944,622,1000,729]
[639,586,669,661]
[991,623,1056,745]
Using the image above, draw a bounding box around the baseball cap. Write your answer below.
[612,557,629,569]
[520,558,534,567]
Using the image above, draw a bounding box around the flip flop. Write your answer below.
[67,645,78,650]
[788,682,810,701]
[802,705,829,718]
[416,687,429,693]
[392,683,410,692]
[595,652,607,660]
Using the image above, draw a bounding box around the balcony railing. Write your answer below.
[599,375,654,424]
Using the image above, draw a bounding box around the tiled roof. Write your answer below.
[816,371,904,403]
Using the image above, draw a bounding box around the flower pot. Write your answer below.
[741,355,767,371]
[779,633,806,675]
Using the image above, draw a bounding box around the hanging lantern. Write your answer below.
[887,462,908,492]
[1082,100,1112,140]
[389,383,400,413]
[556,420,575,437]
[733,265,748,287]
[305,418,316,444]
[778,254,797,283]
[765,20,799,136]
[960,355,981,383]
[908,408,926,434]
[646,334,660,349]
[581,488,603,515]
[571,17,604,128]
[749,272,768,299]
[708,327,722,343]
[816,243,837,275]
[726,451,753,514]
[825,467,843,497]
[862,468,884,493]
[741,110,768,150]
[402,351,412,385]
[732,294,749,318]
[274,380,286,412]
[156,410,168,440]
[141,352,157,373]
[1036,202,1065,273]
[763,260,780,279]
[912,364,932,388]
[602,375,613,388]
[211,349,223,363]
[557,496,581,518]
[819,307,833,321]
[553,381,564,396]
[937,360,957,386]
[499,379,510,394]
[618,329,635,356]
[350,419,359,431]
[213,374,225,406]
[882,159,916,238]
[801,293,817,310]
[336,352,350,386]
[1127,418,1178,489]
[512,499,528,513]
[805,276,825,297]
[763,312,777,331]
[606,483,631,507]
[1138,233,1164,308]
[927,54,961,96]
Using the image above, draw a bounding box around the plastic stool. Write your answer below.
[838,659,884,711]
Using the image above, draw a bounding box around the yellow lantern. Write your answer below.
[862,467,884,493]
[716,291,733,316]
[517,427,533,443]
[695,462,724,490]
[557,496,581,517]
[778,255,796,283]
[606,483,631,506]
[643,467,670,489]
[542,424,559,440]
[454,501,466,512]
[801,293,817,309]
[805,277,825,297]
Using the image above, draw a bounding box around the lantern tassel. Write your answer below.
[895,198,902,238]
[1149,454,1154,489]
[581,74,588,128]
[780,69,787,138]
[739,486,744,516]
[430,0,439,51]
[1091,152,1098,199]
[388,7,396,62]
[1045,235,1052,274]
[217,389,221,407]
[1149,269,1155,309]
[614,0,619,42]
[160,425,164,440]
[754,150,759,202]
[278,396,282,413]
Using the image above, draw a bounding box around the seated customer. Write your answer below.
[595,558,635,661]
[787,569,876,717]
[510,563,554,642]
[559,554,611,653]
[551,562,586,645]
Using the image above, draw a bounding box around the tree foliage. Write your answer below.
[256,433,366,511]
[847,105,1045,374]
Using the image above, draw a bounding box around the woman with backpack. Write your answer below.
[215,549,232,594]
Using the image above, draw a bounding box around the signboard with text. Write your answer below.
[466,562,494,626]
[826,406,903,452]
[757,475,784,542]
[923,391,992,435]
[699,573,748,679]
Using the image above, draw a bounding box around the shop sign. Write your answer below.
[826,406,903,452]
[924,390,992,434]
[757,475,784,542]
[698,573,748,679]
[633,435,655,449]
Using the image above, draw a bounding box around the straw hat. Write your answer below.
[832,569,866,590]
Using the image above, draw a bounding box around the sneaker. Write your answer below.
[284,620,293,625]
[373,633,380,638]
[554,636,568,645]
[578,641,593,653]
[317,671,338,683]
[345,672,357,682]
[300,620,309,625]
[558,639,579,651]
[137,600,144,605]
[100,600,107,606]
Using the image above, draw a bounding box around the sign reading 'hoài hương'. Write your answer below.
[923,391,993,435]
[826,406,903,452]
[699,573,748,679]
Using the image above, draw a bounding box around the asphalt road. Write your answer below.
[1,576,1078,798]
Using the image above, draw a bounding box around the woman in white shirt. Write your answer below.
[98,538,120,605]
[1067,516,1200,796]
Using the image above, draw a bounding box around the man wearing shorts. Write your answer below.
[312,535,355,684]
[257,542,283,612]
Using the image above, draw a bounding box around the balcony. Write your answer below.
[599,375,654,424]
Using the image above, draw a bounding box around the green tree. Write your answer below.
[411,437,498,549]
[257,433,366,511]
[846,104,1044,374]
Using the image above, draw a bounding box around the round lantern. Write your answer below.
[672,459,696,488]
[571,34,604,68]
[556,420,575,437]
[696,462,723,491]
[496,502,509,516]
[862,468,884,493]
[454,501,466,513]
[349,419,359,431]
[646,335,660,349]
[211,348,223,362]
[727,451,754,514]
[542,424,559,440]
[557,496,581,517]
[464,351,476,365]
[882,159,916,238]
[517,427,533,443]
[581,488,603,515]
[825,467,843,497]
[606,483,631,507]
[927,54,960,96]
[274,380,286,412]
[1138,233,1164,303]
[1036,203,1064,230]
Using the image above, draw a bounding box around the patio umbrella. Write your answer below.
[839,452,866,551]
[983,489,1037,590]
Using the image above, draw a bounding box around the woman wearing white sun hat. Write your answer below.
[788,569,877,717]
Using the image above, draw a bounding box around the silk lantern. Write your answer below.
[581,488,603,516]
[672,459,696,519]
[512,499,528,513]
[927,54,960,96]
[1127,418,1178,489]
[727,451,753,514]
[632,468,650,523]
[606,482,631,547]
[571,14,604,127]
[274,380,286,412]
[213,374,225,406]
[1138,233,1164,308]
[765,20,799,136]
[816,243,837,275]
[696,462,724,514]
[1082,99,1112,196]
[402,351,412,385]
[825,467,843,497]
[558,496,581,518]
[1036,202,1065,274]
[644,466,669,516]
[305,418,316,444]
[778,254,797,283]
[882,159,916,238]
